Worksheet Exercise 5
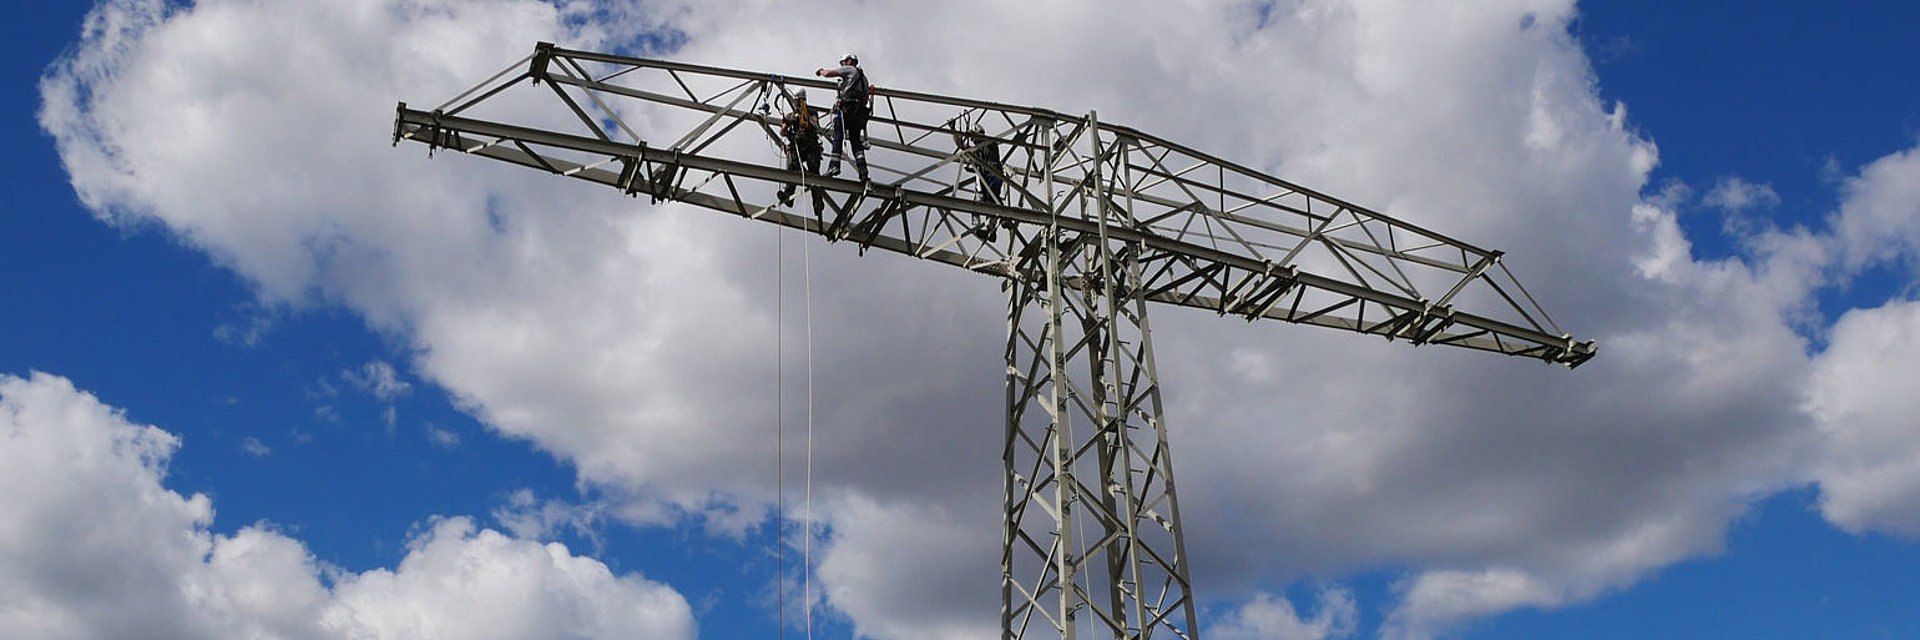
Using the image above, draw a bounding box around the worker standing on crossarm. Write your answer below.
[775,91,824,213]
[816,52,871,185]
[950,123,1004,205]
[950,120,1007,240]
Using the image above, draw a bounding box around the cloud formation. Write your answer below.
[1703,176,1781,213]
[0,372,695,640]
[1210,589,1358,640]
[346,361,413,401]
[36,0,1920,638]
[1807,301,1920,535]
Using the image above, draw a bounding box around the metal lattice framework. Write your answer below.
[393,42,1596,640]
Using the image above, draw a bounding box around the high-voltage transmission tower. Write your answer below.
[394,42,1595,640]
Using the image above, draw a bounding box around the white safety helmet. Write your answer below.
[840,52,859,65]
[969,124,986,136]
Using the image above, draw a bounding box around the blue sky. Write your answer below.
[5,2,1920,639]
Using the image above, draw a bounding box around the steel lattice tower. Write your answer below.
[393,43,1596,640]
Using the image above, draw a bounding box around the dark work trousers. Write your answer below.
[831,102,870,177]
[981,171,1004,205]
[779,140,824,215]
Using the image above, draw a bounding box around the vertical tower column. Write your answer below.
[1003,114,1198,640]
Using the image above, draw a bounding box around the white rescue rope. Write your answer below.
[803,221,818,640]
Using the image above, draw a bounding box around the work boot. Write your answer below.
[825,159,842,177]
[776,188,794,206]
[969,222,997,242]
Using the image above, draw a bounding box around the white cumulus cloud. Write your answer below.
[1807,301,1920,536]
[0,372,695,640]
[1831,143,1920,272]
[325,516,692,640]
[1211,589,1359,640]
[1383,569,1557,640]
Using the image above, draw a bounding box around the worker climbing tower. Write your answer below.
[393,42,1595,640]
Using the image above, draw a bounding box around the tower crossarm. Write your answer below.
[392,43,1596,367]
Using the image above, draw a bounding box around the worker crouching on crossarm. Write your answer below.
[816,52,871,185]
[776,91,824,214]
[950,120,1008,241]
